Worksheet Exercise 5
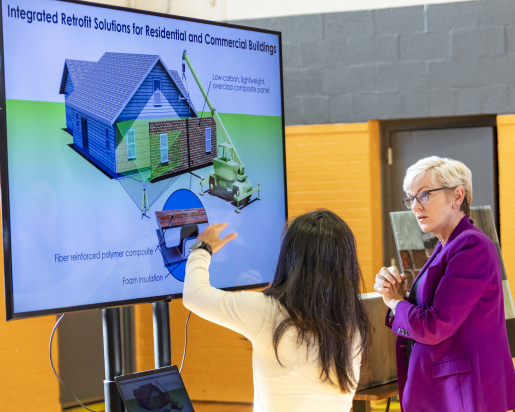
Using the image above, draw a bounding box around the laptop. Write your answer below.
[115,365,195,412]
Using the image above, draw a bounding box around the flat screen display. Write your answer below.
[116,366,194,412]
[1,0,286,319]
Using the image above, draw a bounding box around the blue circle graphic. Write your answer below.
[161,189,206,282]
[163,188,203,210]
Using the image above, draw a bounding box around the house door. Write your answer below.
[81,117,89,150]
[383,126,497,268]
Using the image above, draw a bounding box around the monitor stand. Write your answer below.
[102,308,124,412]
[102,301,172,412]
[153,301,172,368]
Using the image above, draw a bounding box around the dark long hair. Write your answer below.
[263,209,371,393]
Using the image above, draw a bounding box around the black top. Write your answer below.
[406,248,441,360]
[410,270,423,306]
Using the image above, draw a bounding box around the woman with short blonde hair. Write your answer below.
[402,156,473,216]
[375,156,515,412]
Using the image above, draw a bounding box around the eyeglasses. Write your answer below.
[402,187,446,209]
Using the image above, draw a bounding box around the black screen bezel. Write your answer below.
[1,0,287,320]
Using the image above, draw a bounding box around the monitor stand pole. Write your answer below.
[153,301,172,368]
[102,307,124,412]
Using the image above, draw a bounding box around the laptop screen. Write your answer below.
[115,366,195,412]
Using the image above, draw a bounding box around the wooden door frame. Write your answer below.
[380,115,498,268]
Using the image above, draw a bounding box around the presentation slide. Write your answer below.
[117,368,194,412]
[2,0,285,317]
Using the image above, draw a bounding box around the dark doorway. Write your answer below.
[58,310,104,408]
[81,117,89,150]
[381,117,498,268]
[58,307,135,408]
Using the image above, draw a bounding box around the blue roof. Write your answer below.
[63,52,197,126]
[59,59,96,94]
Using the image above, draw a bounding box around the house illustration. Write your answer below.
[59,52,216,182]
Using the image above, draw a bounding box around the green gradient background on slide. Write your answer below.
[5,99,286,312]
[5,100,284,189]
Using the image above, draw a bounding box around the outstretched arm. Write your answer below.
[182,223,267,341]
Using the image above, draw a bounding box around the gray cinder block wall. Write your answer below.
[232,0,515,126]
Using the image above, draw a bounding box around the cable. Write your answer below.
[198,82,212,127]
[179,311,192,373]
[163,172,196,277]
[157,172,199,276]
[51,311,191,406]
[166,175,192,373]
[179,171,192,366]
[50,314,97,412]
[164,256,188,279]
[179,171,193,372]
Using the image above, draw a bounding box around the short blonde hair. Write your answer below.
[403,156,473,216]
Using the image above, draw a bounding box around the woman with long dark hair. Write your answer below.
[183,210,371,411]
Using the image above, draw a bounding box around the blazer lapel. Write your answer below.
[445,215,474,245]
[407,216,473,303]
[408,242,442,303]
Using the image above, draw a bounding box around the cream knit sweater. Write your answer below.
[183,249,361,412]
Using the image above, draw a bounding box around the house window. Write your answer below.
[105,129,109,152]
[75,113,79,128]
[160,133,168,163]
[127,128,136,160]
[205,128,211,153]
[153,77,162,107]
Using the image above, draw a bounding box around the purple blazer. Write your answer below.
[387,216,515,412]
